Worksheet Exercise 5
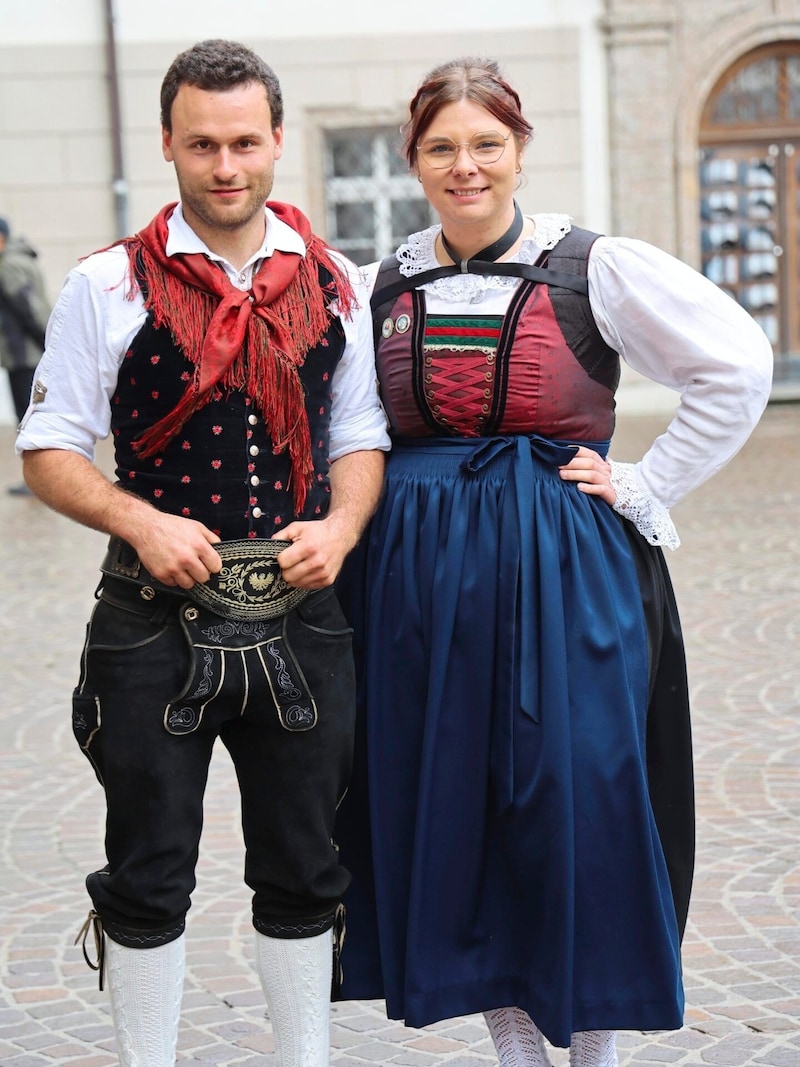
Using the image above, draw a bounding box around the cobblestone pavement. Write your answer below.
[1,405,798,1067]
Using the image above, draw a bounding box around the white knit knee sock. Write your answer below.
[254,929,332,1067]
[484,1006,553,1067]
[106,936,184,1067]
[570,1030,618,1067]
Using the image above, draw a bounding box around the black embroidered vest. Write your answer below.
[111,309,345,541]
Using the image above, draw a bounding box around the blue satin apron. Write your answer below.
[335,434,685,1047]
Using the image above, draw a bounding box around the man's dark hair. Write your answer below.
[160,39,283,132]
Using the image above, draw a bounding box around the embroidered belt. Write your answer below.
[100,535,310,621]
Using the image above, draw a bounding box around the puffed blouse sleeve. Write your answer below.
[587,236,773,546]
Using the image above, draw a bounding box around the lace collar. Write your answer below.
[395,213,572,302]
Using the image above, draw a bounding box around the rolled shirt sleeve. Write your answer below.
[15,248,145,459]
[328,256,390,461]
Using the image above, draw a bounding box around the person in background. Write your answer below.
[335,56,773,1067]
[0,216,51,494]
[16,38,388,1067]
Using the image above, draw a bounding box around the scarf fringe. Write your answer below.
[127,228,354,516]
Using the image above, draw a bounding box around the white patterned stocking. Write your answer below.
[254,929,333,1067]
[484,1006,553,1066]
[106,936,185,1066]
[570,1029,619,1067]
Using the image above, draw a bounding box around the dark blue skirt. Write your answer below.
[335,435,691,1048]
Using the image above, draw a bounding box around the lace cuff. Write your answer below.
[609,461,680,550]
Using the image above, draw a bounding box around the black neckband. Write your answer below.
[440,200,523,273]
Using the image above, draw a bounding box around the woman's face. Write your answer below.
[415,98,522,237]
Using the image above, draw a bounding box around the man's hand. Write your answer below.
[22,448,221,588]
[275,448,386,589]
[126,511,221,588]
[275,515,351,590]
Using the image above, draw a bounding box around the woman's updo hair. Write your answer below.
[402,57,534,170]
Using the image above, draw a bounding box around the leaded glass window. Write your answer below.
[711,59,779,125]
[703,43,800,132]
[788,57,800,119]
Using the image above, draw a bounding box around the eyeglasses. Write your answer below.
[416,132,511,169]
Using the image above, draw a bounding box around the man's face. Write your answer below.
[162,81,283,247]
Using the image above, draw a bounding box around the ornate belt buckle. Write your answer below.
[188,539,310,620]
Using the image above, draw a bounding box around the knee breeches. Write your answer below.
[72,580,356,947]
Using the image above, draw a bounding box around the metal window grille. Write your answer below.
[324,127,433,265]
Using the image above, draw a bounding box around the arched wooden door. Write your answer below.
[699,43,800,384]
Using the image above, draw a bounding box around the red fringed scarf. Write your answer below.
[125,201,356,514]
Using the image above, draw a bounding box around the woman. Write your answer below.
[335,58,772,1067]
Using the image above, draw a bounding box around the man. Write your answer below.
[0,216,51,493]
[16,39,388,1067]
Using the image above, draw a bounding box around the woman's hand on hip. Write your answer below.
[558,446,617,505]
